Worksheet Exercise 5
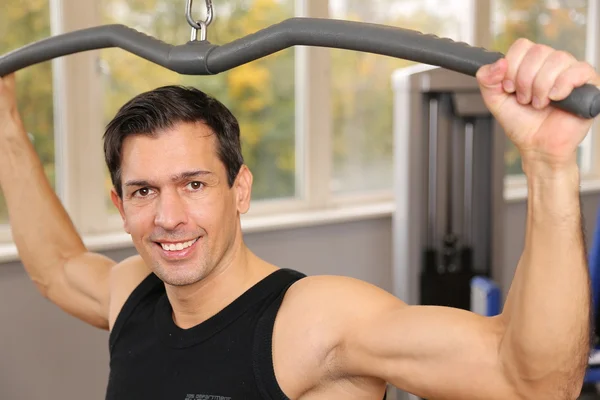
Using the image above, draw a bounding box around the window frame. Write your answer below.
[3,0,600,251]
[88,0,479,230]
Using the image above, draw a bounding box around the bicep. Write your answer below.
[334,281,518,400]
[45,252,115,330]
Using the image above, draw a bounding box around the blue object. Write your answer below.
[584,205,600,384]
[470,276,501,317]
[589,205,600,325]
[469,204,600,384]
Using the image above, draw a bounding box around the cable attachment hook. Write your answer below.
[186,0,214,41]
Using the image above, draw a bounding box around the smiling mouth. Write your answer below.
[155,237,200,251]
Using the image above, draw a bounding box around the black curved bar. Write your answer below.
[1,17,598,118]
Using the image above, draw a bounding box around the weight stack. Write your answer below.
[391,64,506,400]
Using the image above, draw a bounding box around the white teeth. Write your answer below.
[160,238,198,251]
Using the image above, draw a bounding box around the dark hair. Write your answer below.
[103,85,244,198]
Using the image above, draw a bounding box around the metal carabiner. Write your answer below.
[185,0,214,41]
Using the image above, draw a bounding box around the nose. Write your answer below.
[154,189,188,231]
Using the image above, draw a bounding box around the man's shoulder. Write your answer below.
[108,254,154,330]
[271,274,402,392]
[110,254,153,292]
[278,274,403,337]
[285,274,400,311]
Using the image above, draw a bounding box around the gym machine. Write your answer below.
[390,64,505,400]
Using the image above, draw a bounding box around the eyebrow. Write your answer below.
[124,169,214,188]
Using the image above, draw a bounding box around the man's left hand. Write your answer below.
[476,39,600,170]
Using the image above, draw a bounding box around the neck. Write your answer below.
[164,232,278,329]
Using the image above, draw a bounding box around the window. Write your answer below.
[100,0,296,217]
[328,0,471,195]
[6,0,600,253]
[490,0,593,176]
[0,0,54,225]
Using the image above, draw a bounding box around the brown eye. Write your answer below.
[188,181,204,190]
[134,188,153,197]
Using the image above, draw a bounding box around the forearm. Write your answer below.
[499,160,590,395]
[0,116,86,293]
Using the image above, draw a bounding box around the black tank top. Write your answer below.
[105,268,306,400]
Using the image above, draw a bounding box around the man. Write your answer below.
[0,38,596,400]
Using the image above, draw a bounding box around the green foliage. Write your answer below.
[101,0,296,202]
[0,0,54,223]
[330,1,461,193]
[0,0,589,224]
[99,0,464,199]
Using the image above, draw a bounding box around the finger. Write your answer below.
[476,58,510,114]
[548,61,597,102]
[531,51,577,109]
[513,43,554,105]
[503,38,536,94]
[0,73,16,93]
[476,58,509,90]
[4,73,16,91]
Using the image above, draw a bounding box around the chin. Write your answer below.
[152,261,208,287]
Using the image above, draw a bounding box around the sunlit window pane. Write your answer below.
[329,0,468,195]
[101,0,296,214]
[0,0,54,224]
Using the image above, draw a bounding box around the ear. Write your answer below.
[234,165,253,214]
[110,187,131,234]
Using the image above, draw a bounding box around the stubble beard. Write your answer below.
[151,245,213,287]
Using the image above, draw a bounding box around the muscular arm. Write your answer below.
[325,43,593,399]
[0,75,114,330]
[315,165,588,400]
[498,162,590,396]
[305,278,513,400]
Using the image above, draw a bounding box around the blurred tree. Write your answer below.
[330,0,460,193]
[101,0,296,205]
[8,0,573,222]
[0,0,54,223]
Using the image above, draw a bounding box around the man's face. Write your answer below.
[111,122,252,286]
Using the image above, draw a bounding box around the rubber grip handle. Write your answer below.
[551,83,600,119]
[207,18,600,118]
[0,24,217,76]
[1,18,599,118]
